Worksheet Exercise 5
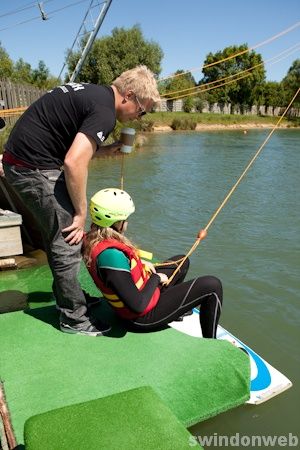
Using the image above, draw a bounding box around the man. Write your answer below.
[3,65,160,336]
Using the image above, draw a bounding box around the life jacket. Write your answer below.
[88,239,160,320]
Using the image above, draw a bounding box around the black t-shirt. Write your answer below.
[5,82,116,168]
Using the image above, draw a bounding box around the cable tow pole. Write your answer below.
[163,87,300,286]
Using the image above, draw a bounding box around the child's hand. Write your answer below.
[142,260,156,274]
[157,273,169,283]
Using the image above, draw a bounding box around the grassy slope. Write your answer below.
[143,111,299,127]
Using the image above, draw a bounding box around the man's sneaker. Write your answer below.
[60,319,111,337]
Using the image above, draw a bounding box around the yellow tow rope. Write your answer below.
[120,153,125,190]
[162,87,300,286]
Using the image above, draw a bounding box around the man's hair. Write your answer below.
[112,65,161,105]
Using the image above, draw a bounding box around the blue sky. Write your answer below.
[0,0,299,82]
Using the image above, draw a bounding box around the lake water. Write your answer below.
[88,129,300,445]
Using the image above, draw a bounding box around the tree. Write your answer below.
[261,81,286,111]
[282,59,300,106]
[66,25,163,84]
[12,58,32,84]
[31,60,50,88]
[30,60,59,90]
[0,42,13,79]
[0,43,57,90]
[194,94,206,113]
[201,44,265,110]
[161,70,196,99]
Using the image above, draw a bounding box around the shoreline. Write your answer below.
[152,123,299,132]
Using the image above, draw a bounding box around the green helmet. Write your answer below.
[90,188,135,228]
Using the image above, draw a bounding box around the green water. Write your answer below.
[89,129,299,444]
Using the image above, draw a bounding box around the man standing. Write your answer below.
[3,65,160,336]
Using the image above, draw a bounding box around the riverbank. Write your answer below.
[142,112,300,132]
[152,122,296,132]
[1,112,299,154]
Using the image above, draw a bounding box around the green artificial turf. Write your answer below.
[24,386,203,450]
[0,264,250,446]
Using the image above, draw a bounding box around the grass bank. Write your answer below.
[141,112,300,129]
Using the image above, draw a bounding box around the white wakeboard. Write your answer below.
[170,309,292,405]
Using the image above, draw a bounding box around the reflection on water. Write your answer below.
[89,129,300,437]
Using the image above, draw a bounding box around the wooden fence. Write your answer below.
[156,99,300,117]
[0,80,45,126]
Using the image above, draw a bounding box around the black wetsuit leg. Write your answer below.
[130,274,223,338]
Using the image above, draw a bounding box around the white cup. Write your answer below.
[120,128,136,153]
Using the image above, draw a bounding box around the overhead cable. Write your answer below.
[0,0,89,32]
[159,21,300,82]
[162,42,300,100]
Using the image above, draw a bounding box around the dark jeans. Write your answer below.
[3,163,88,325]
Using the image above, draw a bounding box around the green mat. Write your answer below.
[24,386,203,450]
[0,264,250,445]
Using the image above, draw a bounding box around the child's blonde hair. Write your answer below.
[83,223,137,268]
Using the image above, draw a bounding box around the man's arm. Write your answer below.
[62,132,96,245]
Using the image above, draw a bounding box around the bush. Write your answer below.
[134,120,154,132]
[183,97,194,113]
[194,98,204,113]
[170,118,197,130]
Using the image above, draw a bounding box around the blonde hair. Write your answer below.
[112,65,161,105]
[83,223,137,268]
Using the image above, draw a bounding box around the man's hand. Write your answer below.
[107,141,122,151]
[62,213,86,245]
[94,141,122,156]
